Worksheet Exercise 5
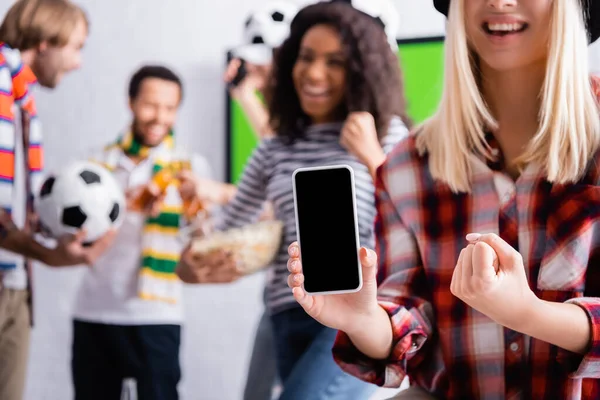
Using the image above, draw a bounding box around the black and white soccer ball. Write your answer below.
[35,161,125,244]
[234,1,299,65]
[333,0,399,50]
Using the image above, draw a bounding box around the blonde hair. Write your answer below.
[0,0,89,51]
[416,0,600,193]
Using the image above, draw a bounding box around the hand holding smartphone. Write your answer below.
[290,165,387,341]
[292,165,363,295]
[228,59,248,89]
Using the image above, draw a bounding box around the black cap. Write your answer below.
[433,0,600,44]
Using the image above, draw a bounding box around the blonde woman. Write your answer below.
[287,0,600,399]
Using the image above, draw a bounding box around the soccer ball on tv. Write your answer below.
[234,1,299,65]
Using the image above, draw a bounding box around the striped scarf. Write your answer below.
[97,130,184,304]
[0,43,43,270]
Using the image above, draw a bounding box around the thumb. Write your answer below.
[177,169,193,181]
[358,111,375,123]
[147,184,161,197]
[359,247,378,282]
[94,229,117,249]
[471,241,499,280]
[86,229,116,263]
[73,229,87,244]
[468,233,521,270]
[57,229,85,248]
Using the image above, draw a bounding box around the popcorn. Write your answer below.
[190,220,284,275]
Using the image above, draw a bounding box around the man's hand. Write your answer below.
[126,185,165,217]
[44,229,117,267]
[176,171,237,205]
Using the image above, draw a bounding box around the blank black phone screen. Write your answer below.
[294,166,360,293]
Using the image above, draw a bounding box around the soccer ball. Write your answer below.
[234,1,299,65]
[35,161,125,245]
[332,0,399,50]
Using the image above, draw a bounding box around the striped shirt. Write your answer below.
[0,43,42,290]
[0,43,40,188]
[219,117,408,314]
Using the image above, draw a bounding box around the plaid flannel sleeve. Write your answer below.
[563,297,600,378]
[332,162,434,388]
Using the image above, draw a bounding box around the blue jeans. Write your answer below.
[271,307,378,400]
[243,311,279,400]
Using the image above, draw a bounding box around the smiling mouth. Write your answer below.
[302,85,331,99]
[483,22,528,37]
[146,125,167,137]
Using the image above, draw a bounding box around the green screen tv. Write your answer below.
[225,36,445,183]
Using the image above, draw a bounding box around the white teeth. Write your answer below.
[304,86,328,96]
[487,23,524,32]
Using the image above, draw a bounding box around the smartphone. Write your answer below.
[229,59,247,88]
[292,165,362,295]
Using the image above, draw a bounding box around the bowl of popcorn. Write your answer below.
[190,220,284,275]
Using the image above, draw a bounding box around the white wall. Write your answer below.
[0,0,599,399]
[591,40,600,74]
[395,0,446,39]
[2,1,312,399]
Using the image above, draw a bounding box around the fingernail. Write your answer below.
[366,248,376,261]
[466,233,482,242]
[291,260,299,269]
[293,287,305,301]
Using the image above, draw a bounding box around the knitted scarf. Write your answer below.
[0,43,43,270]
[96,129,184,304]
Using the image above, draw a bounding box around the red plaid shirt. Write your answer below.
[332,83,600,400]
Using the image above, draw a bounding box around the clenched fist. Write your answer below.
[340,112,386,174]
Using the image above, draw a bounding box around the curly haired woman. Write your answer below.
[178,2,411,398]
